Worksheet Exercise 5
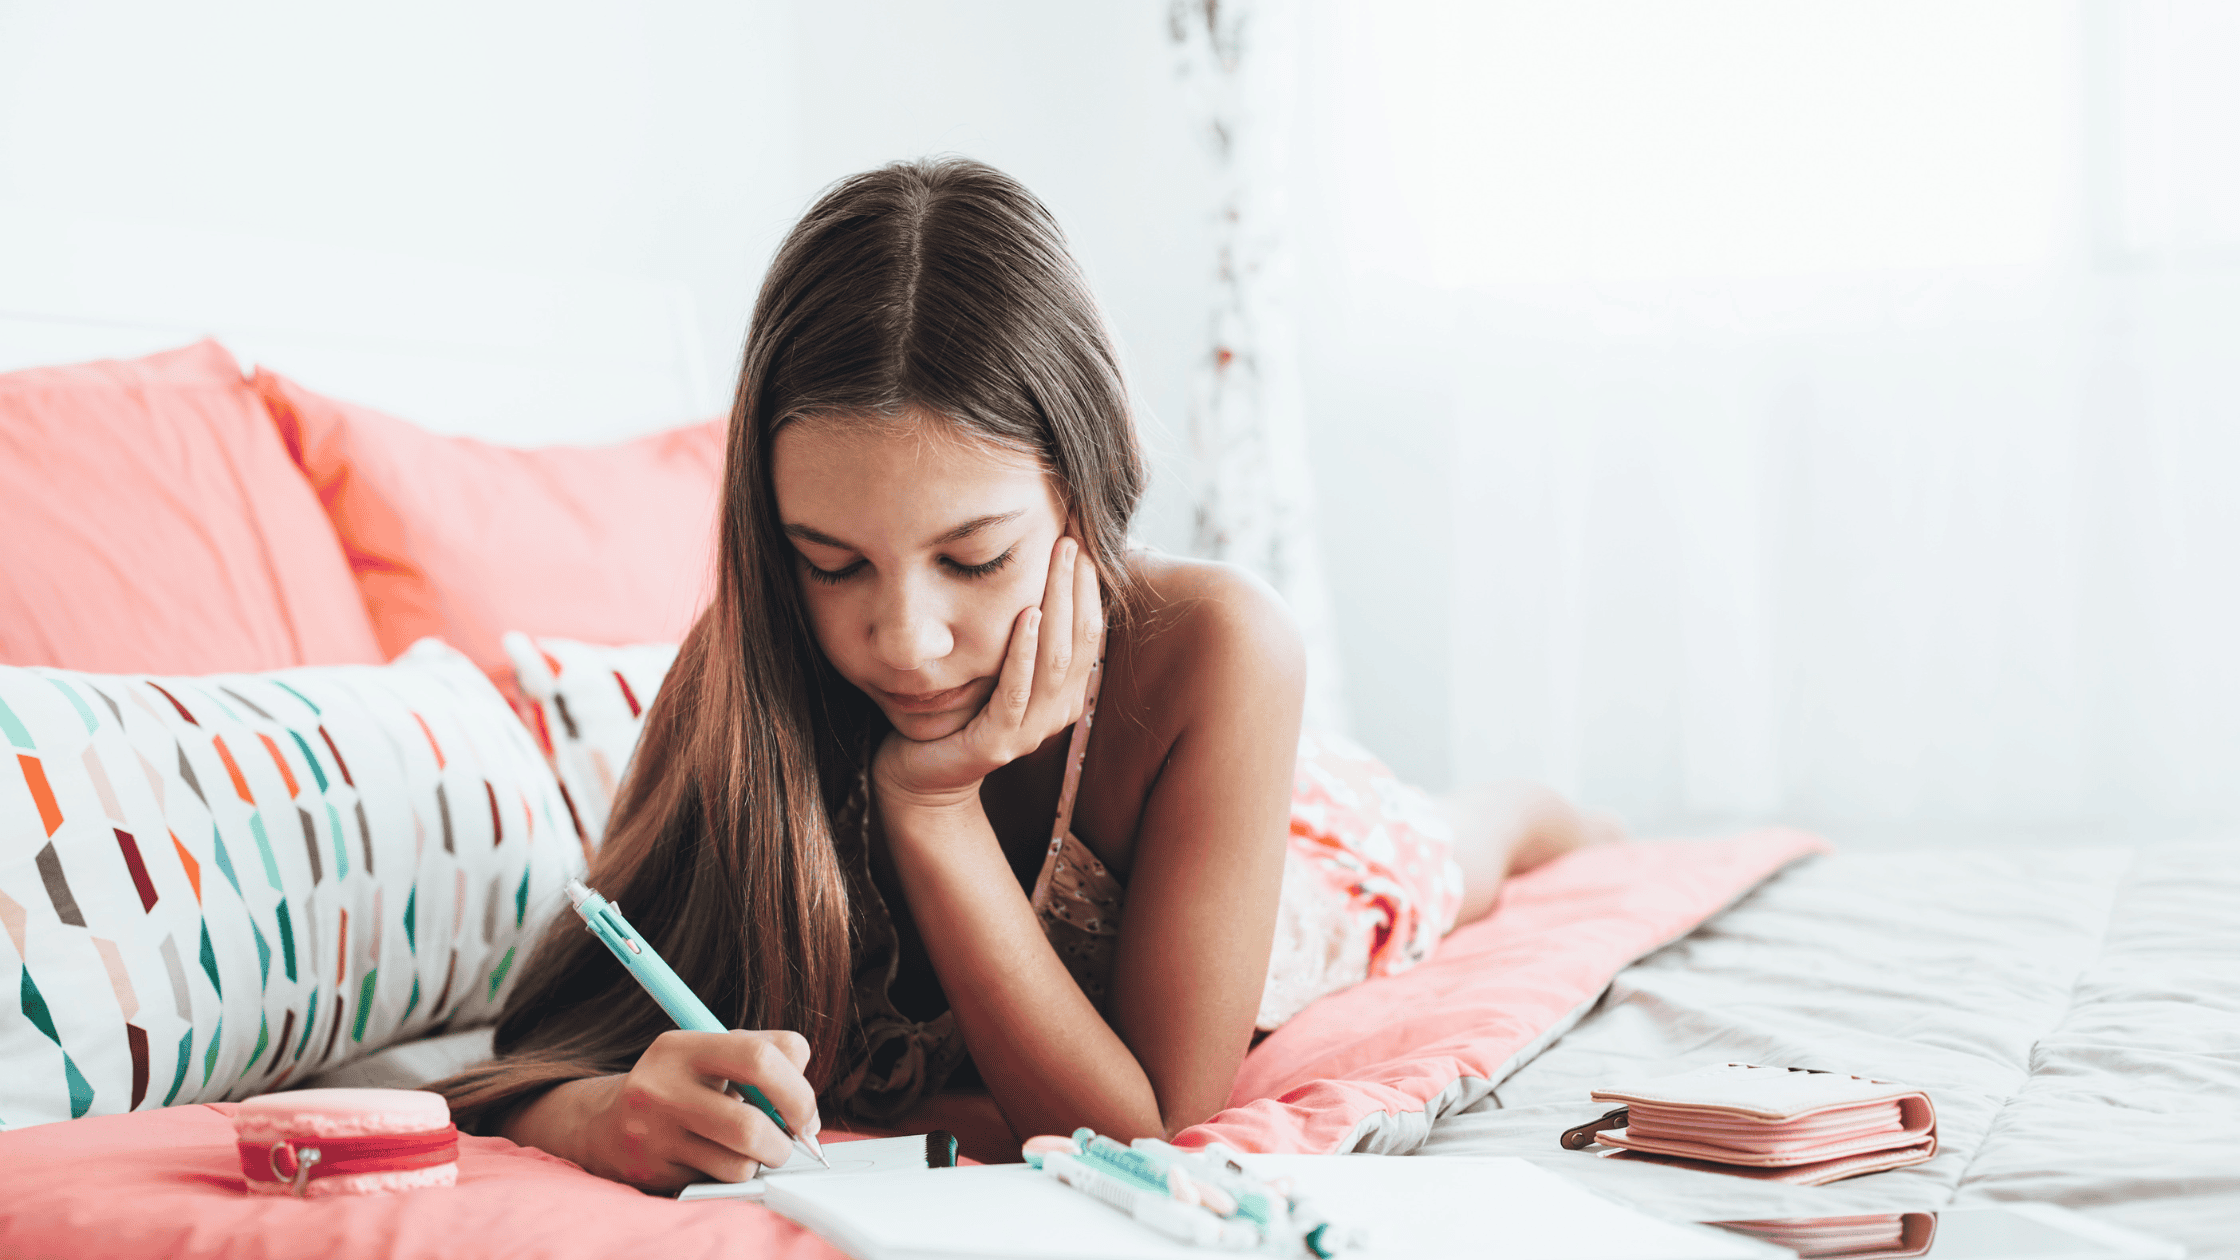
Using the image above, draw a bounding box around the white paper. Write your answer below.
[755,1154,1789,1260]
[677,1133,939,1201]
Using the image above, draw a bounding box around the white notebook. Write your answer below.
[748,1154,1788,1260]
[677,1134,946,1201]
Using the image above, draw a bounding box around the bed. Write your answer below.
[294,835,2240,1256]
[1419,841,2240,1258]
[2,281,2234,1257]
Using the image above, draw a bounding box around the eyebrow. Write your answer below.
[784,509,1026,553]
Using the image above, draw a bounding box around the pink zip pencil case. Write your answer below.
[235,1088,459,1198]
[1560,1063,1937,1186]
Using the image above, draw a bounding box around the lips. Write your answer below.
[874,680,978,715]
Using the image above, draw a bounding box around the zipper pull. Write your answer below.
[1559,1107,1630,1150]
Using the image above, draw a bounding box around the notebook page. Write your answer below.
[764,1166,1197,1260]
[1238,1156,1783,1259]
[759,1155,1788,1259]
[677,1134,936,1202]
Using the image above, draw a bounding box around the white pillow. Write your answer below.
[502,632,676,851]
[0,638,580,1128]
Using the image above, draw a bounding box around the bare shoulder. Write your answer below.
[1113,548,1305,732]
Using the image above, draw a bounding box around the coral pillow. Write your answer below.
[253,370,725,681]
[0,640,582,1129]
[0,341,383,674]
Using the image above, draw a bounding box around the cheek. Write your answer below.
[796,584,858,661]
[943,593,1015,663]
[974,566,1049,646]
[918,570,1043,670]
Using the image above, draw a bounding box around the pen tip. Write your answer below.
[800,1132,832,1169]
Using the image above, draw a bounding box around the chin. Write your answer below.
[882,707,974,742]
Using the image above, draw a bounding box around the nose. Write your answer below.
[867,573,954,674]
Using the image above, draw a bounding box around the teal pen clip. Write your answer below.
[564,877,831,1170]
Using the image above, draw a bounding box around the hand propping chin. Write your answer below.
[870,536,1102,813]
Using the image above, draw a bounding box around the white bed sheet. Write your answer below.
[1416,842,2240,1258]
[321,844,2239,1254]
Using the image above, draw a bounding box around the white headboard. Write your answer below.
[0,212,722,446]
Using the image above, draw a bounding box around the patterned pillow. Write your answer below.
[0,639,582,1129]
[501,634,677,851]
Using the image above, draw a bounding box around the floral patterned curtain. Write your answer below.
[1169,0,1350,733]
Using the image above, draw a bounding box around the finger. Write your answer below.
[1036,538,1078,702]
[674,1082,795,1169]
[988,605,1039,733]
[766,1030,820,1135]
[1072,538,1102,667]
[674,1129,765,1184]
[690,1032,822,1140]
[771,1028,812,1073]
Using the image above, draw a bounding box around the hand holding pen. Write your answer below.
[562,877,830,1187]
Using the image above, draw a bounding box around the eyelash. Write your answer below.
[802,546,1016,586]
[802,561,861,586]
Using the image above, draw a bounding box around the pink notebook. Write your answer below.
[1567,1063,1937,1186]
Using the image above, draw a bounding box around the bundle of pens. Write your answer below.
[1021,1130,1358,1256]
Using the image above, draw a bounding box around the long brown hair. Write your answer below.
[439,157,1145,1132]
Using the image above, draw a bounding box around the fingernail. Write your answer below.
[1064,538,1079,562]
[1029,609,1043,631]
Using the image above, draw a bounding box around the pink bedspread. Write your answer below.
[0,1102,843,1260]
[0,833,1825,1260]
[1177,829,1831,1155]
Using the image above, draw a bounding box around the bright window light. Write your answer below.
[1335,1,2077,284]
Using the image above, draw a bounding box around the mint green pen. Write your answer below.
[564,877,831,1170]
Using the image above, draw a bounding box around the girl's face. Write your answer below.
[771,415,1070,742]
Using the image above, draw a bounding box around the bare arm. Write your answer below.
[880,792,1163,1137]
[1104,582,1300,1132]
[876,548,1302,1140]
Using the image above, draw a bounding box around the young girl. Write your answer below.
[439,158,1613,1189]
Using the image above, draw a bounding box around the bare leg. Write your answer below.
[1443,781,1624,926]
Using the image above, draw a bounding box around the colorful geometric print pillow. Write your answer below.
[502,633,678,852]
[0,639,583,1129]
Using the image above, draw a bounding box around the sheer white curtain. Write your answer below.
[1296,1,2240,841]
[1171,0,1352,733]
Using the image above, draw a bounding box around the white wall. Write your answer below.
[0,2,783,438]
[773,0,1220,559]
[0,1,1216,549]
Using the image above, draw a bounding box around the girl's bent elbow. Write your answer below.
[1155,1100,1220,1142]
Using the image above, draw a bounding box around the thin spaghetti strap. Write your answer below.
[1029,658,1104,913]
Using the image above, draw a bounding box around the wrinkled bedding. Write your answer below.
[0,834,1818,1260]
[12,840,2226,1260]
[1178,830,1829,1155]
[1417,841,2240,1259]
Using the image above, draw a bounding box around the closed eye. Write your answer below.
[803,557,866,585]
[800,546,1014,585]
[942,547,1015,579]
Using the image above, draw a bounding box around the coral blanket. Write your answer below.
[0,833,1824,1260]
[0,1102,839,1260]
[1177,829,1832,1156]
